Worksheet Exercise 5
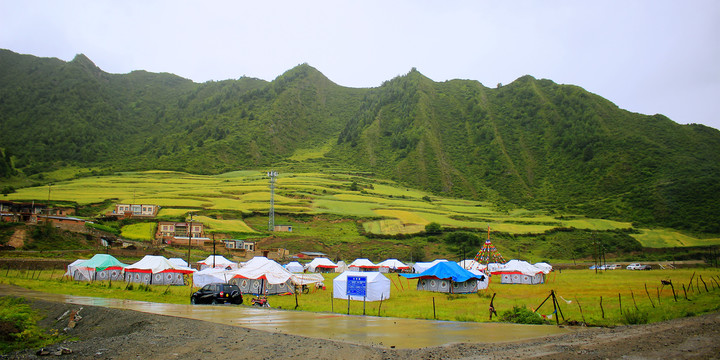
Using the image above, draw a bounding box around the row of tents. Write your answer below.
[66,254,553,301]
[66,254,324,293]
[291,258,411,273]
[66,254,194,285]
[292,257,551,285]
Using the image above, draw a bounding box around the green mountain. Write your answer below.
[1,49,719,233]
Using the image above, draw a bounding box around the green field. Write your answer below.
[632,229,720,248]
[120,222,157,241]
[2,268,719,326]
[4,170,718,251]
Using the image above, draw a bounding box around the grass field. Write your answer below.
[120,223,157,241]
[632,229,720,248]
[2,268,719,326]
[4,170,716,248]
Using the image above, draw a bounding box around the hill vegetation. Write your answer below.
[1,49,719,234]
[3,171,718,263]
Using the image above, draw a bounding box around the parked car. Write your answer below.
[626,263,651,270]
[191,283,243,305]
[605,264,621,270]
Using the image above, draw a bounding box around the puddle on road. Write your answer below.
[1,285,571,349]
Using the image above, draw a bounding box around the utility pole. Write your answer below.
[186,212,193,268]
[267,170,278,232]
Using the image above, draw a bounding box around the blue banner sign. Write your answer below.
[346,276,367,297]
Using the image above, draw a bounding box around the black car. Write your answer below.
[191,283,243,305]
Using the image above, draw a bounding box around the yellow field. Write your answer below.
[120,222,157,241]
[157,208,193,217]
[632,229,720,248]
[3,170,714,246]
[193,215,256,233]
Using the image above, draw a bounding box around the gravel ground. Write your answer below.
[4,298,720,360]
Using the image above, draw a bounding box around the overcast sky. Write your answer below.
[2,1,718,130]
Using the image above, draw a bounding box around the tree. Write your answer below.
[444,232,480,260]
[425,222,442,235]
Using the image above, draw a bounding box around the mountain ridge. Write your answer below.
[0,49,718,233]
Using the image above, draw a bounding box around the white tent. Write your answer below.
[335,261,349,273]
[284,261,304,273]
[290,273,325,286]
[468,268,490,290]
[533,262,553,274]
[64,259,86,277]
[125,255,194,285]
[197,255,238,270]
[491,260,545,285]
[168,258,189,268]
[192,267,232,288]
[305,257,338,273]
[240,256,269,269]
[377,259,410,273]
[412,259,448,273]
[333,271,390,302]
[486,262,505,273]
[458,259,487,272]
[348,258,380,272]
[69,254,127,282]
[230,257,295,295]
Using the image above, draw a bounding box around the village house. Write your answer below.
[273,224,293,232]
[222,239,256,252]
[157,221,210,246]
[37,215,90,232]
[108,204,159,219]
[0,200,47,223]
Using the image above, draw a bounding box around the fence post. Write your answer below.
[699,276,709,293]
[618,293,622,315]
[644,283,655,308]
[670,281,677,302]
[432,297,436,320]
[575,296,586,325]
[489,293,497,320]
[599,296,604,319]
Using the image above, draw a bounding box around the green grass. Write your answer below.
[3,268,719,327]
[632,229,720,248]
[120,223,157,241]
[0,296,70,353]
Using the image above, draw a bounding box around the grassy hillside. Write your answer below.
[4,170,719,262]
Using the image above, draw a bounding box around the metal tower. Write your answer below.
[267,170,278,231]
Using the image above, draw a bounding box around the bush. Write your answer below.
[622,309,649,325]
[0,297,66,353]
[500,305,549,325]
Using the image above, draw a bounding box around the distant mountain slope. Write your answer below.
[1,49,718,232]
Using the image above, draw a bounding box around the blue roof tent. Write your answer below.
[401,261,487,294]
[401,261,485,282]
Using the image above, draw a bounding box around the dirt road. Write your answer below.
[5,298,720,359]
